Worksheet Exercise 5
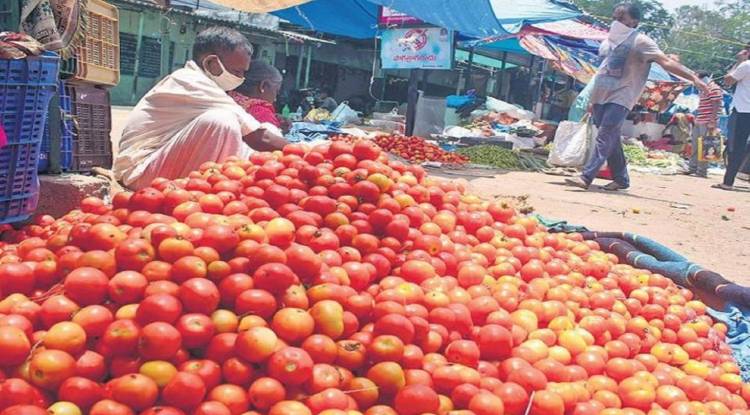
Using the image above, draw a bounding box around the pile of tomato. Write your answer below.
[370,135,468,165]
[0,140,746,415]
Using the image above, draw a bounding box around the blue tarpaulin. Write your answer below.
[366,0,580,38]
[708,305,750,381]
[273,0,580,39]
[472,38,531,55]
[272,0,379,39]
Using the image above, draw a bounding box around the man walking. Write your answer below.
[688,71,724,177]
[566,3,707,191]
[714,47,750,190]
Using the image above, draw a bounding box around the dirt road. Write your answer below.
[462,171,750,286]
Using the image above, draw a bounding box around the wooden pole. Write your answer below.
[465,47,475,91]
[304,45,312,88]
[295,44,304,89]
[130,13,146,104]
[405,69,419,136]
[498,51,507,98]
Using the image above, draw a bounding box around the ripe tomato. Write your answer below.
[267,346,314,385]
[58,377,105,411]
[0,326,31,366]
[107,374,159,410]
[138,322,182,360]
[162,372,207,410]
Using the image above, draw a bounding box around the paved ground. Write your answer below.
[111,107,750,286]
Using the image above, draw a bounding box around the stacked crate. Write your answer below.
[42,0,119,173]
[0,53,60,223]
[39,81,74,172]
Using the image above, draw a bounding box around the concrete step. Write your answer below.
[38,174,112,218]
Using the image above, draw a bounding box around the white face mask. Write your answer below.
[202,55,245,91]
[608,21,635,44]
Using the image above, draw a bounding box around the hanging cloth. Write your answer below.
[20,0,85,57]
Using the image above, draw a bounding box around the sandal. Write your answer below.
[564,177,590,190]
[602,181,629,191]
[711,183,734,191]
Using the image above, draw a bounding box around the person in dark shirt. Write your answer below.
[318,87,338,112]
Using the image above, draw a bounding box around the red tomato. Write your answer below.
[107,374,159,410]
[58,376,105,410]
[161,372,207,410]
[267,346,314,386]
[63,267,109,306]
[138,322,182,360]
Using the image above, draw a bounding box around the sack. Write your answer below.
[485,96,535,120]
[331,102,360,125]
[548,115,593,167]
[698,133,723,162]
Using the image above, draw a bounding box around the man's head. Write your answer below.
[193,27,253,85]
[738,44,750,62]
[613,3,641,28]
[696,70,712,82]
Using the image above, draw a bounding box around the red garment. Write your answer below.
[0,123,6,149]
[695,82,723,125]
[228,91,281,128]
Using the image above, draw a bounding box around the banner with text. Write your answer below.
[378,6,423,26]
[381,27,454,70]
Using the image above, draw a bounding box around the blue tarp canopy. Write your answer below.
[455,49,519,69]
[473,38,530,55]
[473,35,673,82]
[272,0,379,39]
[365,0,580,38]
[272,0,580,39]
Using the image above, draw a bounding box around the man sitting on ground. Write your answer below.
[114,26,287,189]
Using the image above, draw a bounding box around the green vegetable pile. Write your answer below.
[623,144,682,168]
[457,145,549,171]
[623,144,649,166]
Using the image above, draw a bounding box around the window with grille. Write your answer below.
[138,36,162,78]
[120,32,137,75]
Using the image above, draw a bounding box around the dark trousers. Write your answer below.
[723,110,750,186]
[582,103,631,187]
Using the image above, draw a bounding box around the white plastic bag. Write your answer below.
[331,102,360,125]
[548,115,593,167]
[485,97,535,120]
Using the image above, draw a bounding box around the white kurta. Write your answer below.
[114,61,260,189]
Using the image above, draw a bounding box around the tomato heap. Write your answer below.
[0,140,746,415]
[370,135,468,165]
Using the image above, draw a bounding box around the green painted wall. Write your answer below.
[109,1,283,106]
[0,0,20,32]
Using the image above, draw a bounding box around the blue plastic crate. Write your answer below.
[0,52,59,223]
[39,80,74,172]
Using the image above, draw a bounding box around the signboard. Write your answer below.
[381,27,454,70]
[378,7,423,26]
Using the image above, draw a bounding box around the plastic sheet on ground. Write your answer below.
[708,305,750,381]
[286,121,342,143]
[532,214,588,233]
